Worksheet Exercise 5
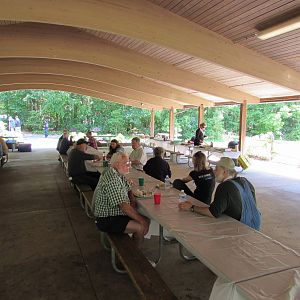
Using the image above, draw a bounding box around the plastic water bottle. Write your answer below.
[179,190,187,202]
[164,175,171,190]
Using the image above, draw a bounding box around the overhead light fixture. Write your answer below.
[257,15,300,40]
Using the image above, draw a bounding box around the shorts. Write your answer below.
[95,215,132,233]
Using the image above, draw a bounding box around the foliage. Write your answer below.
[0,90,300,141]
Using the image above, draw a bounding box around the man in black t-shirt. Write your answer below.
[68,139,101,190]
[179,157,260,229]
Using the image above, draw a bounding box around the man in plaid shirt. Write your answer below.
[94,152,150,247]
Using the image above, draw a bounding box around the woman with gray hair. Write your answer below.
[143,147,171,182]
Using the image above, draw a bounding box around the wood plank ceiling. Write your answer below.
[79,0,300,100]
[0,0,299,108]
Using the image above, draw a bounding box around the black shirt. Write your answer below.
[56,135,63,151]
[189,168,215,204]
[209,177,256,221]
[68,149,95,177]
[194,128,206,145]
[59,138,72,154]
[143,156,171,182]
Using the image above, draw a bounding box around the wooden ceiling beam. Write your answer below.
[0,73,182,109]
[0,23,259,103]
[0,57,212,106]
[260,95,300,103]
[0,0,299,92]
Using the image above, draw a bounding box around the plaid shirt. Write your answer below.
[93,167,131,217]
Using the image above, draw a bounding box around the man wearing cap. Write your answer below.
[68,138,101,190]
[179,157,261,230]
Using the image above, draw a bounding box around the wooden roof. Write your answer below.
[0,0,299,109]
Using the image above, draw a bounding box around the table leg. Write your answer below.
[100,232,111,251]
[151,224,164,267]
[111,247,127,274]
[179,243,196,261]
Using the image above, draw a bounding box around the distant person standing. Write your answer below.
[14,115,21,132]
[44,119,49,138]
[194,123,207,146]
[8,116,15,131]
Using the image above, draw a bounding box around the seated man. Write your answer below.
[56,129,68,151]
[68,138,101,190]
[129,137,147,170]
[59,132,73,155]
[179,157,261,230]
[86,131,97,149]
[143,147,171,182]
[93,152,150,248]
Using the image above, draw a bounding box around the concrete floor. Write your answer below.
[1,148,300,300]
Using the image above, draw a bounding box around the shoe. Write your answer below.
[147,259,156,267]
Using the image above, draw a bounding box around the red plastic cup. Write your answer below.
[154,193,161,205]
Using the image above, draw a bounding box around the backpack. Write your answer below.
[229,178,261,230]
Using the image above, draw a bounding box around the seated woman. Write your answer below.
[86,131,97,149]
[106,139,124,160]
[173,151,215,205]
[143,147,171,182]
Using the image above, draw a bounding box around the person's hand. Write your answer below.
[178,200,193,211]
[94,155,101,161]
[127,179,134,186]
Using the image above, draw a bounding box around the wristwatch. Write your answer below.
[190,205,195,212]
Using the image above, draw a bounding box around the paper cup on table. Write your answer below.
[138,177,145,186]
[153,193,161,205]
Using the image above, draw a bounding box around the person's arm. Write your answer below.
[82,152,100,161]
[119,202,149,234]
[178,200,215,218]
[128,190,137,208]
[181,175,192,183]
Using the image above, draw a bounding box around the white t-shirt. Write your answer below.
[129,146,147,166]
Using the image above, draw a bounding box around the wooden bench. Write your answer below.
[74,183,92,209]
[82,190,94,218]
[105,233,177,300]
[59,154,68,175]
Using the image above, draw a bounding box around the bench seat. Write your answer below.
[74,183,92,209]
[82,190,94,218]
[106,233,177,300]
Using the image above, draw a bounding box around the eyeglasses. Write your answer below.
[125,161,131,166]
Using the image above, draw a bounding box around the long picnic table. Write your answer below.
[86,164,300,299]
[126,168,300,300]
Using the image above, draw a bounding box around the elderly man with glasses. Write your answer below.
[93,152,150,248]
